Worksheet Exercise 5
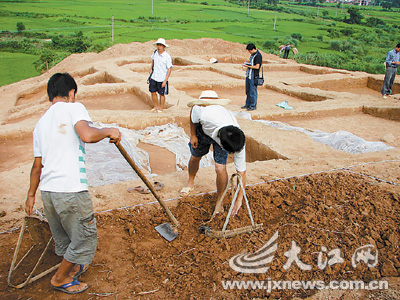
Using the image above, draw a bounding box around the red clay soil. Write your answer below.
[1,171,399,299]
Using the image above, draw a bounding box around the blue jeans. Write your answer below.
[245,77,257,109]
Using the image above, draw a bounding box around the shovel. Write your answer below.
[116,143,180,241]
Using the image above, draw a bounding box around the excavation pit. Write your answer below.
[183,85,307,107]
[86,120,287,187]
[173,57,199,66]
[299,76,399,96]
[173,69,242,89]
[174,119,288,164]
[77,88,152,111]
[267,112,399,150]
[264,83,330,102]
[80,71,125,85]
[201,55,248,64]
[363,106,400,122]
[115,60,135,67]
[72,67,97,78]
[266,69,323,81]
[15,85,47,106]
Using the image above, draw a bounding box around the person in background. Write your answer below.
[25,73,121,294]
[381,43,400,99]
[149,38,173,112]
[282,43,294,59]
[241,43,262,111]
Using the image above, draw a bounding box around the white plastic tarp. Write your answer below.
[233,112,393,154]
[85,123,213,187]
[255,120,393,154]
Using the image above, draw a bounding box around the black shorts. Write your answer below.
[149,79,168,95]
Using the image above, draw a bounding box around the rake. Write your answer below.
[8,212,61,288]
[199,173,263,239]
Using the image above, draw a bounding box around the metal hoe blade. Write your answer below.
[115,143,180,242]
[155,223,178,242]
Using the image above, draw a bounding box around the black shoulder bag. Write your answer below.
[255,65,264,86]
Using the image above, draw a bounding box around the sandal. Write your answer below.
[74,264,88,279]
[52,278,88,294]
[154,181,164,191]
[180,186,194,197]
[128,186,151,194]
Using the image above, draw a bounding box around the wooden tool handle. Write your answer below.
[116,143,180,228]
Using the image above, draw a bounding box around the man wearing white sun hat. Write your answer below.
[149,38,173,112]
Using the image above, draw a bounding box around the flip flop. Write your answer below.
[154,181,164,191]
[52,278,88,294]
[74,264,88,278]
[180,186,194,197]
[135,186,151,194]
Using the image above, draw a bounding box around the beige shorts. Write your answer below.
[41,191,97,265]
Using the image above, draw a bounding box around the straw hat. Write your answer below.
[153,38,169,47]
[187,90,231,107]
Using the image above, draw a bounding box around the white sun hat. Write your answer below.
[199,90,219,99]
[187,90,231,107]
[153,38,169,47]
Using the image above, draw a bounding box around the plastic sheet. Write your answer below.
[256,120,393,154]
[137,123,214,171]
[233,111,252,120]
[85,123,213,187]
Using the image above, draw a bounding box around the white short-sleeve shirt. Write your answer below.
[191,105,246,172]
[151,50,173,82]
[33,102,92,192]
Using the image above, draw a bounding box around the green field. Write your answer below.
[0,52,39,86]
[0,0,399,86]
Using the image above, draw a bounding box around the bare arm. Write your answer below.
[189,107,198,148]
[248,63,260,70]
[162,67,172,88]
[25,157,43,216]
[74,121,121,144]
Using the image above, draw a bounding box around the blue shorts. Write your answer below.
[189,125,228,165]
[149,78,168,95]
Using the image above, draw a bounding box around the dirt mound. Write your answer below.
[100,38,257,57]
[2,171,399,299]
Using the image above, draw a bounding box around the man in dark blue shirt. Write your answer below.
[381,43,400,99]
[242,43,262,111]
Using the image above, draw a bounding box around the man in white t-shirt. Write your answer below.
[180,105,247,217]
[149,38,173,113]
[25,73,121,294]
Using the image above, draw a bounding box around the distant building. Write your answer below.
[328,0,369,5]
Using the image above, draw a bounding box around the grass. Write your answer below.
[0,52,39,86]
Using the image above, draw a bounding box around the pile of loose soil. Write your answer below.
[1,171,399,299]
